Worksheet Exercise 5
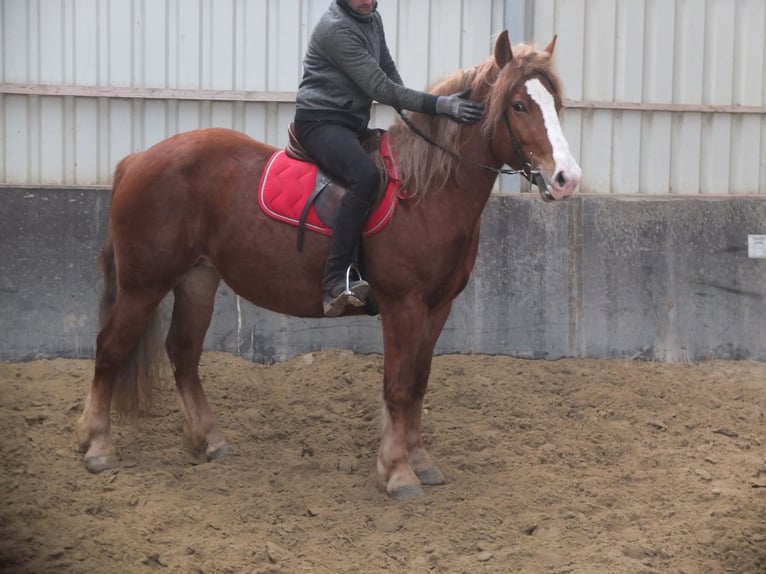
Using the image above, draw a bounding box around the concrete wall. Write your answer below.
[1,187,765,363]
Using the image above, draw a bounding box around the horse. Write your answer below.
[76,31,581,499]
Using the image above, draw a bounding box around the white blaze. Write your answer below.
[524,77,581,180]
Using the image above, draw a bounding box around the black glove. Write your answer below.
[435,89,484,124]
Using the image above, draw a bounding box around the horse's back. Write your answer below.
[108,128,278,267]
[119,128,275,178]
[111,128,275,206]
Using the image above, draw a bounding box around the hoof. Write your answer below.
[388,484,425,501]
[84,454,118,474]
[414,466,446,486]
[206,443,229,461]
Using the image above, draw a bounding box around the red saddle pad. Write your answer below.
[258,133,403,238]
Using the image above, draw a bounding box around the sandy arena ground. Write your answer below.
[1,350,765,573]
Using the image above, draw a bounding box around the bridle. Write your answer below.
[398,74,555,199]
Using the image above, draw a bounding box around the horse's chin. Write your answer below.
[532,172,555,202]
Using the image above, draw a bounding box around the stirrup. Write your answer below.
[323,265,370,317]
[343,265,365,295]
[338,264,369,306]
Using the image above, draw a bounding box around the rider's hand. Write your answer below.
[435,89,484,124]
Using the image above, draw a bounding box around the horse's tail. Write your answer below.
[99,153,166,415]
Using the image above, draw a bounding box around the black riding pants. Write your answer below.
[293,121,381,289]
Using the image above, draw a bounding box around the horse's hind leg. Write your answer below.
[77,289,167,472]
[165,262,228,461]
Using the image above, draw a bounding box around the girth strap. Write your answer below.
[297,174,332,252]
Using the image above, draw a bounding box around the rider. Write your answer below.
[294,0,484,317]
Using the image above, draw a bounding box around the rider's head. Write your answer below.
[341,0,377,17]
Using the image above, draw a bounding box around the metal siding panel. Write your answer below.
[531,0,555,45]
[700,114,732,195]
[210,102,234,129]
[639,112,672,194]
[733,0,765,106]
[643,0,675,103]
[206,0,235,90]
[73,97,99,185]
[672,0,705,105]
[429,0,463,80]
[275,103,295,148]
[670,112,702,194]
[581,109,612,192]
[379,0,399,62]
[703,0,735,106]
[2,0,764,193]
[761,116,766,193]
[233,0,256,91]
[729,115,762,195]
[176,101,201,133]
[243,103,269,142]
[39,97,64,184]
[63,0,76,84]
[611,111,641,194]
[165,0,179,88]
[176,2,202,89]
[614,1,645,101]
[370,105,396,131]
[143,100,169,148]
[107,0,133,87]
[4,95,29,183]
[561,108,583,182]
[27,96,40,182]
[142,0,167,88]
[39,1,65,83]
[553,0,585,101]
[108,99,134,176]
[0,95,4,180]
[268,2,302,91]
[62,96,75,184]
[73,0,99,85]
[26,1,40,82]
[583,0,615,101]
[397,2,431,89]
[0,1,34,82]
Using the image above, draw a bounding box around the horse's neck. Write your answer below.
[419,167,498,234]
[418,140,499,227]
[392,125,499,226]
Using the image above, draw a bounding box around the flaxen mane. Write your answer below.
[388,42,562,201]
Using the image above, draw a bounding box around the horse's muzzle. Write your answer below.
[537,164,582,201]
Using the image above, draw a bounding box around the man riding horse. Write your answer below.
[293,0,484,316]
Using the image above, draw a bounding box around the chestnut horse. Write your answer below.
[76,31,581,499]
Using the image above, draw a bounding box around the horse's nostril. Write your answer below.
[556,172,567,187]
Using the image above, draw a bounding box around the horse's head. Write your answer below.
[480,31,581,201]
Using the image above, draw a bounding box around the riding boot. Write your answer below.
[323,192,371,317]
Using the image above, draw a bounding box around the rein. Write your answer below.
[398,110,520,177]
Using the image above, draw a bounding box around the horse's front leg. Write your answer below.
[378,301,451,499]
[406,302,452,487]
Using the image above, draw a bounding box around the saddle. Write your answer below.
[281,122,393,251]
[258,124,403,251]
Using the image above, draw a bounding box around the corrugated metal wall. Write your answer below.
[0,0,505,186]
[2,0,765,194]
[531,0,766,195]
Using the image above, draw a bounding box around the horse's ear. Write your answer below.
[543,35,557,57]
[494,30,514,68]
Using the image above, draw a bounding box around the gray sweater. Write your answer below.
[295,0,438,133]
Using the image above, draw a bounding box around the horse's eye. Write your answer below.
[512,102,527,113]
